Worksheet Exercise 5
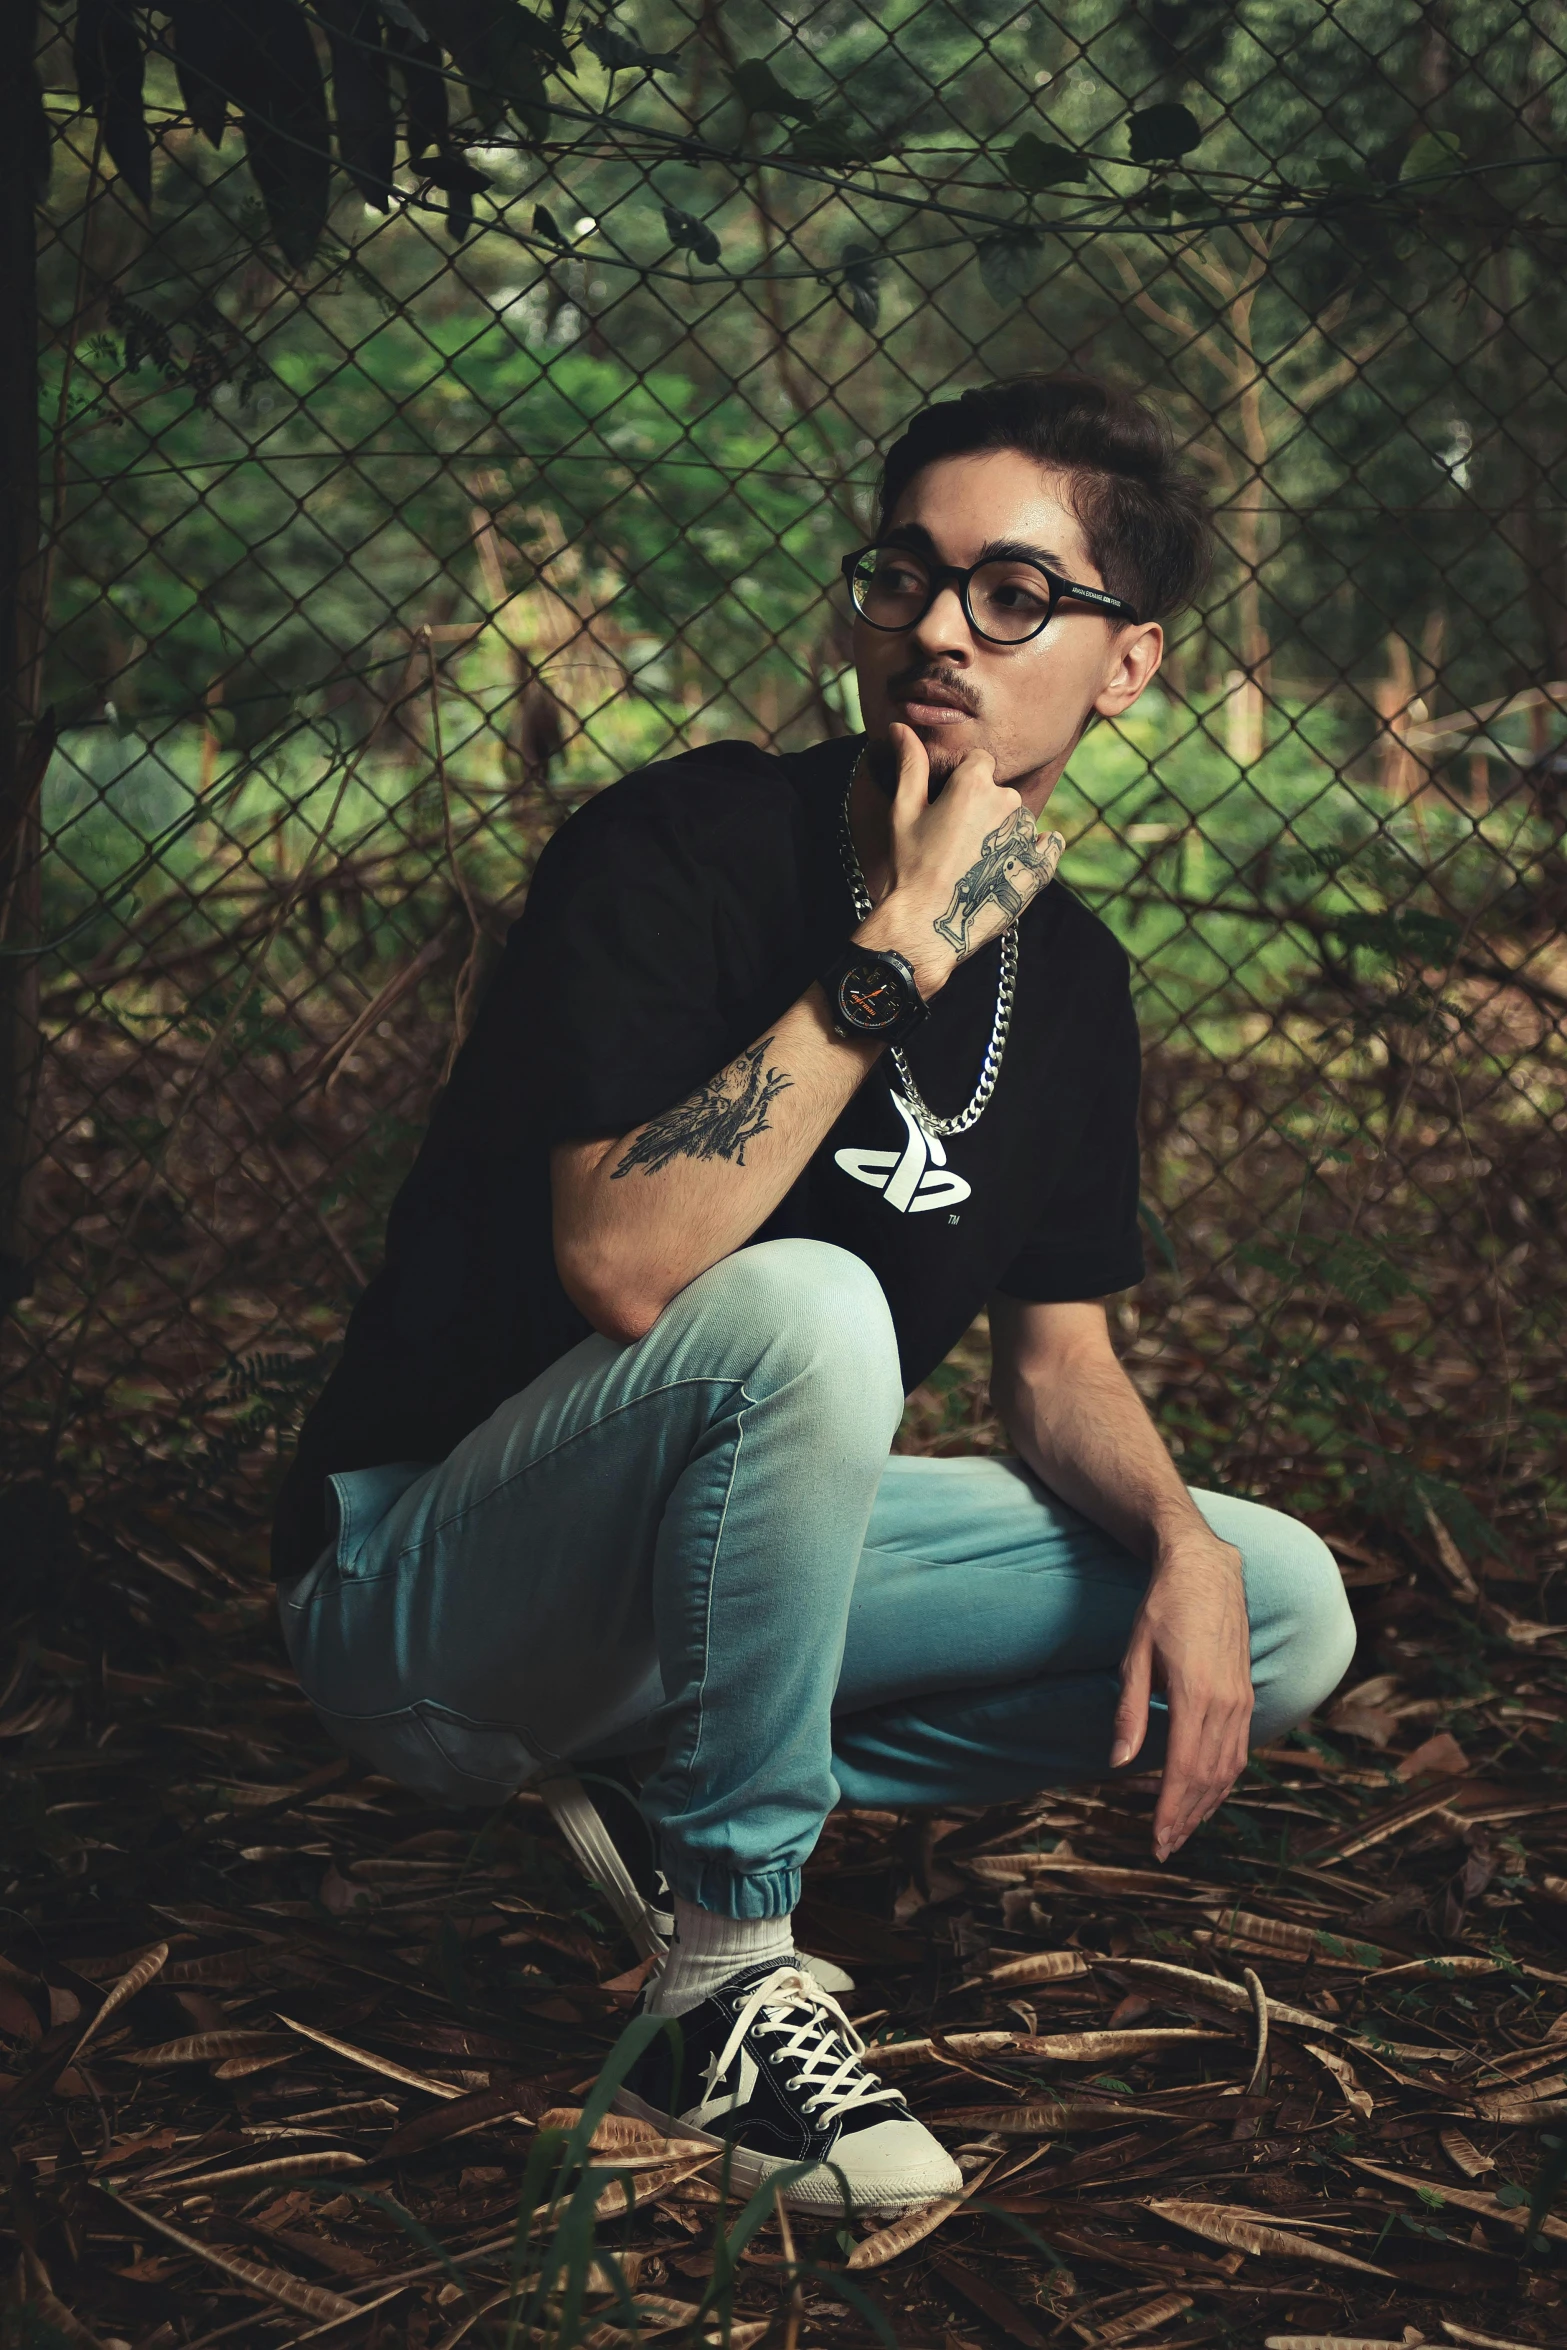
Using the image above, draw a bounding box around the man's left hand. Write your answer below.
[1110,1534,1253,1860]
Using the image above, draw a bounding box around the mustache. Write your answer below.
[885,664,981,717]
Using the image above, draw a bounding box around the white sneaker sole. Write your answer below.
[612,2086,960,2213]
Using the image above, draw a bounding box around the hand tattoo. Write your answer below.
[934,810,1063,957]
[612,1038,793,1179]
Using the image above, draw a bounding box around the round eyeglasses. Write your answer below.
[841,541,1138,644]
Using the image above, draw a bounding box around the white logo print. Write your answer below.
[834,1094,972,1215]
[684,2046,758,2129]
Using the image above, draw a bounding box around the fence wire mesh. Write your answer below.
[5,0,1565,1581]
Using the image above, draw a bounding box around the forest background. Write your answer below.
[2,0,1566,1566]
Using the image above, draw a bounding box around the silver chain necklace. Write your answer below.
[837,773,1018,1140]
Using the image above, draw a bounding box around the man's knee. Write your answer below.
[1242,1508,1357,1742]
[687,1239,904,1425]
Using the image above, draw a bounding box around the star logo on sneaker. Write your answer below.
[686,2045,756,2128]
[834,1094,971,1215]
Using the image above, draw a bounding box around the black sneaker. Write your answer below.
[614,1959,961,2212]
[560,1765,856,1996]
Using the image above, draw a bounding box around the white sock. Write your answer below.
[647,1896,795,2016]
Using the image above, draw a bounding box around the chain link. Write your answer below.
[837,779,1018,1140]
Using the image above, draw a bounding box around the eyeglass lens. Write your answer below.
[850,547,1054,643]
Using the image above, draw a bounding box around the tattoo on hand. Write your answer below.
[612,1038,793,1179]
[934,810,1063,956]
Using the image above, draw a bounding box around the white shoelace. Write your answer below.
[709,1965,905,2127]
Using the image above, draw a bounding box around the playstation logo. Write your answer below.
[834,1094,972,1215]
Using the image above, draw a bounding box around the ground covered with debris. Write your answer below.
[2,1473,1567,2350]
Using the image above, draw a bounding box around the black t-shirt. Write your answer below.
[272,736,1144,1577]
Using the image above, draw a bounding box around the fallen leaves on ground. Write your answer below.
[2,1485,1567,2347]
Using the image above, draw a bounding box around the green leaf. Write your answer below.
[1005,133,1088,191]
[784,113,893,170]
[417,2,557,137]
[79,0,153,207]
[975,230,1043,304]
[1139,1197,1178,1275]
[319,0,395,210]
[1314,1234,1418,1312]
[1236,1238,1299,1285]
[581,22,680,75]
[663,204,721,266]
[532,202,568,245]
[1127,103,1202,163]
[1528,2134,1567,2255]
[1360,1461,1508,1563]
[1334,909,1462,967]
[731,59,815,123]
[838,241,881,330]
[1401,129,1465,183]
[1318,154,1375,194]
[1495,2182,1530,2209]
[229,0,334,267]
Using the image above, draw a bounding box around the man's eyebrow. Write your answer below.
[977,536,1072,571]
[883,525,1082,575]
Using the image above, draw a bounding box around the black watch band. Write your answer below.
[819,943,930,1046]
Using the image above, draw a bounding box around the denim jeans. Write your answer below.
[279,1239,1356,1918]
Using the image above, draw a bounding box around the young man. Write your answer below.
[273,375,1356,2212]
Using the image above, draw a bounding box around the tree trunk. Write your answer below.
[0,0,44,1314]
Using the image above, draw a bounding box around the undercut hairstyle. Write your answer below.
[874,373,1212,625]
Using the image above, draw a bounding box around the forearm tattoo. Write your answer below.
[934,808,1061,956]
[612,1038,794,1179]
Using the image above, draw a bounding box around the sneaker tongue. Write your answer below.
[721,1954,808,1996]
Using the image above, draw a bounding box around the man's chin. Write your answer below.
[863,728,970,801]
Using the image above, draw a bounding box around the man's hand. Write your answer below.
[1111,1534,1254,1861]
[856,724,1064,997]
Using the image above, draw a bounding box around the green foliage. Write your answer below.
[1334,909,1464,967]
[1402,129,1466,182]
[1366,1465,1508,1559]
[976,229,1044,303]
[730,59,815,123]
[783,113,896,170]
[1005,133,1089,191]
[1126,103,1203,163]
[1237,1232,1421,1314]
[579,20,681,76]
[661,202,720,265]
[1528,2132,1567,2256]
[177,979,301,1065]
[838,242,882,330]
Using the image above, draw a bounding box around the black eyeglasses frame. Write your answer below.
[840,541,1140,641]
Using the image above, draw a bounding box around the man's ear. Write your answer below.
[1094,621,1164,719]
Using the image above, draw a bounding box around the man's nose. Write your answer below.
[909,583,971,661]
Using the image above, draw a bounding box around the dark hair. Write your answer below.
[874,373,1212,624]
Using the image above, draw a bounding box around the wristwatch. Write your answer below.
[819,943,929,1045]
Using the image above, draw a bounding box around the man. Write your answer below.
[274,375,1356,2212]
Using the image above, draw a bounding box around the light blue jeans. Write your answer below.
[279,1239,1356,1918]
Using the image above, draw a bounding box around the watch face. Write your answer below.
[836,959,908,1031]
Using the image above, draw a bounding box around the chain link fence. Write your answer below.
[4,0,1565,1583]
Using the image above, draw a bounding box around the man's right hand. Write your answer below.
[854,724,1065,998]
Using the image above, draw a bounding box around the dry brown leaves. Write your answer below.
[2,1470,1567,2350]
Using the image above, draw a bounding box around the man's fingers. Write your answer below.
[1037,829,1065,890]
[888,721,930,818]
[1111,1627,1152,1770]
[1154,1698,1250,1857]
